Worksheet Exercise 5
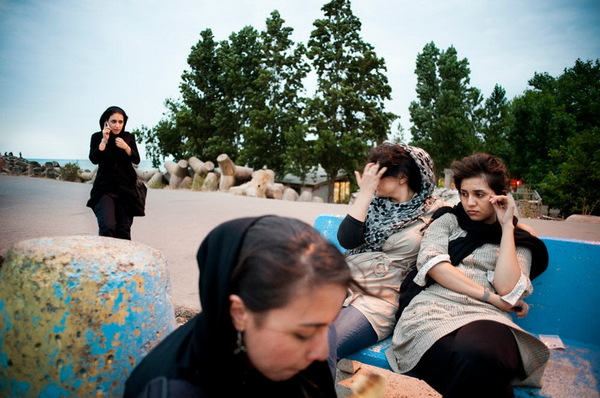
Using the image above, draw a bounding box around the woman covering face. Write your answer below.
[124,216,358,398]
[329,142,447,375]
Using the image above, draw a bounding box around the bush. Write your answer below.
[60,162,82,182]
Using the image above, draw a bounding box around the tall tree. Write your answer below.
[134,29,234,164]
[522,59,600,216]
[409,42,482,176]
[239,11,310,179]
[539,128,600,216]
[480,84,511,159]
[213,26,263,160]
[307,0,396,202]
[507,78,575,182]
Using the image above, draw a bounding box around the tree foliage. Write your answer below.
[135,17,311,178]
[239,11,310,179]
[306,0,396,201]
[479,84,512,159]
[132,4,598,213]
[527,59,600,216]
[409,42,482,176]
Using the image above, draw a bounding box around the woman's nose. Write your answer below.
[307,331,329,362]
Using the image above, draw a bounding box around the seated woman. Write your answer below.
[386,153,550,397]
[329,143,445,371]
[124,216,360,398]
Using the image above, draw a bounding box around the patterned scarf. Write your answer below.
[347,144,436,255]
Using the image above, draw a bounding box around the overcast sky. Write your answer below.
[1,0,598,160]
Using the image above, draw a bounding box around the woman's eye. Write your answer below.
[294,333,312,341]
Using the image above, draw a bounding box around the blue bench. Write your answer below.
[314,214,600,397]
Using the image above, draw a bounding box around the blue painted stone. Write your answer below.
[0,235,176,397]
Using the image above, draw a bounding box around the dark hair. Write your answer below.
[452,153,509,195]
[231,216,357,315]
[99,106,128,131]
[367,142,422,193]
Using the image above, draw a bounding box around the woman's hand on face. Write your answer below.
[489,194,516,226]
[355,162,387,196]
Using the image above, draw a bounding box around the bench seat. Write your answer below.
[314,214,600,397]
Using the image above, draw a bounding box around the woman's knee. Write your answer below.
[451,321,521,376]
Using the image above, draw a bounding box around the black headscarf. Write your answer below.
[432,203,548,279]
[124,216,336,398]
[398,204,549,319]
[99,106,129,131]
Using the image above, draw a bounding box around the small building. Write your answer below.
[278,166,350,203]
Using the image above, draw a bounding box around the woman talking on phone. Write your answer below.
[87,106,143,240]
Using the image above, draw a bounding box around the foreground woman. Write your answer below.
[124,216,359,398]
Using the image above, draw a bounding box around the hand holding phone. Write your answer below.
[103,121,111,140]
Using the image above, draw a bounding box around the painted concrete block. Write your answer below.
[0,235,175,397]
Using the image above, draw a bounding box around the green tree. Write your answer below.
[409,42,482,176]
[480,84,512,159]
[133,29,231,165]
[307,0,396,202]
[239,11,310,179]
[507,77,576,182]
[180,29,233,160]
[524,59,600,216]
[539,128,600,215]
[133,99,191,167]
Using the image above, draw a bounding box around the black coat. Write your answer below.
[86,130,144,216]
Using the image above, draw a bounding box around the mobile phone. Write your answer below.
[105,121,110,128]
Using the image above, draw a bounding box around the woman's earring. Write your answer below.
[234,331,247,355]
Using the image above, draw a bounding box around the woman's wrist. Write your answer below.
[481,287,491,302]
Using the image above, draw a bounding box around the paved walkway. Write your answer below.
[1,174,599,312]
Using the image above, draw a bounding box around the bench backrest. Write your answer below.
[313,214,600,347]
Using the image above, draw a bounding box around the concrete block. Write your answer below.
[0,235,175,397]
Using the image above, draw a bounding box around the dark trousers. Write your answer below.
[413,320,524,398]
[94,194,133,240]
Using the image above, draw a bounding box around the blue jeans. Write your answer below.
[327,305,378,377]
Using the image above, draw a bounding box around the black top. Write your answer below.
[86,130,142,216]
[337,215,365,249]
[123,216,337,398]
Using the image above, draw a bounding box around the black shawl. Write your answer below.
[398,204,549,318]
[123,216,336,398]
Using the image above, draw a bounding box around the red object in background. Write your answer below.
[510,179,522,189]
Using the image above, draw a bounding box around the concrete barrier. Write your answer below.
[0,235,175,397]
[314,214,600,398]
